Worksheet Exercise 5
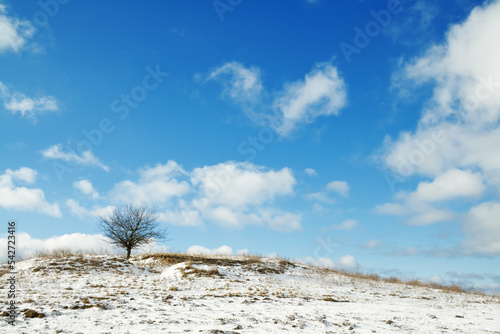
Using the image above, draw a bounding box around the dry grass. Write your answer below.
[180,263,223,279]
[334,270,473,294]
[15,249,483,295]
[31,248,112,259]
[142,252,478,294]
[139,252,262,267]
[0,266,9,277]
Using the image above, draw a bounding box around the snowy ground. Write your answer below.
[1,254,499,333]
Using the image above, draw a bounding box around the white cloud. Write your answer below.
[412,169,484,202]
[0,232,168,262]
[236,249,249,256]
[0,167,61,217]
[377,169,486,223]
[336,254,358,270]
[260,209,302,232]
[462,201,500,255]
[41,144,109,171]
[207,61,262,104]
[333,219,357,230]
[297,254,358,270]
[0,82,58,120]
[207,61,347,137]
[65,160,300,233]
[158,209,203,227]
[190,161,296,209]
[74,179,99,199]
[207,206,262,228]
[326,180,349,197]
[110,161,190,205]
[305,168,318,176]
[0,6,34,53]
[66,199,115,218]
[363,240,382,249]
[383,0,500,181]
[273,62,347,137]
[386,0,439,45]
[186,245,234,256]
[189,162,299,230]
[312,203,330,215]
[0,232,114,261]
[377,0,500,246]
[4,93,57,116]
[304,192,335,204]
[375,194,456,226]
[297,256,334,268]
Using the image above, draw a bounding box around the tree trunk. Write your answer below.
[126,247,131,259]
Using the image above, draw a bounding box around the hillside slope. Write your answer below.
[1,254,499,333]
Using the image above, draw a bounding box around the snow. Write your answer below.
[160,262,187,279]
[1,254,499,333]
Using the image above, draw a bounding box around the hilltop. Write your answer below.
[1,253,499,333]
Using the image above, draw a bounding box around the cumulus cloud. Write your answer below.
[375,194,456,226]
[326,180,349,197]
[189,161,300,231]
[377,0,500,248]
[41,144,109,171]
[0,232,169,262]
[297,254,358,270]
[0,232,114,261]
[363,240,382,249]
[109,161,190,205]
[0,6,34,53]
[259,209,302,232]
[412,169,485,202]
[186,245,235,256]
[0,82,58,120]
[158,209,204,227]
[272,62,347,136]
[304,192,335,204]
[383,0,500,181]
[207,61,347,137]
[0,167,61,217]
[305,180,348,206]
[305,168,318,176]
[207,61,262,104]
[207,206,262,228]
[66,199,115,218]
[461,201,500,255]
[64,160,300,233]
[376,169,483,225]
[191,161,295,209]
[74,179,99,199]
[333,219,357,230]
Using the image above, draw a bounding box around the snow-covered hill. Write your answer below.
[1,254,499,333]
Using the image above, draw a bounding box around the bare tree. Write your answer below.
[97,204,167,259]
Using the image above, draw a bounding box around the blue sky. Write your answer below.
[1,0,500,292]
